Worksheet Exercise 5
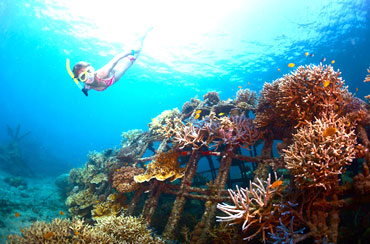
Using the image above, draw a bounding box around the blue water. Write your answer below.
[0,0,369,176]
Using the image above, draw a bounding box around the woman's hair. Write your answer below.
[72,61,90,78]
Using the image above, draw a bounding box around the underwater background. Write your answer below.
[0,0,370,243]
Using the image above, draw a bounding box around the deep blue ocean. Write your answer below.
[0,0,369,177]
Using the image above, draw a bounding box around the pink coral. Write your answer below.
[283,113,357,189]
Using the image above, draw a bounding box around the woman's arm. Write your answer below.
[96,50,133,78]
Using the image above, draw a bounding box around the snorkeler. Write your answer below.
[68,27,152,96]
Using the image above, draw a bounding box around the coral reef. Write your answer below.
[113,166,144,193]
[53,64,370,244]
[284,113,357,189]
[7,214,165,244]
[216,173,286,242]
[364,67,370,82]
[148,108,181,135]
[134,150,185,183]
[255,64,351,137]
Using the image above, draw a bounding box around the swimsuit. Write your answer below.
[96,74,116,91]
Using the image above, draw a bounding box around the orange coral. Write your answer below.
[283,113,357,189]
[255,64,351,131]
[112,166,144,193]
[364,68,370,82]
[134,150,185,183]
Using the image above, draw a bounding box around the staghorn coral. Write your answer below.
[255,64,352,131]
[134,150,185,183]
[7,214,165,244]
[364,68,370,82]
[113,166,144,193]
[121,129,144,147]
[216,173,286,242]
[203,91,220,106]
[283,113,357,190]
[235,88,257,113]
[148,108,181,134]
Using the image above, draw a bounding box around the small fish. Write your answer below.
[331,60,335,64]
[44,232,54,239]
[238,86,242,89]
[59,211,64,216]
[218,113,225,116]
[271,180,283,189]
[125,162,128,166]
[15,212,20,218]
[323,80,330,87]
[277,68,281,71]
[356,88,358,92]
[188,122,192,127]
[323,127,337,137]
[96,200,99,203]
[74,231,79,235]
[180,151,189,156]
[195,110,202,114]
[116,169,120,172]
[347,122,351,126]
[20,227,25,233]
[305,52,309,56]
[288,63,295,68]
[248,82,251,85]
[195,114,200,120]
[310,53,315,57]
[144,190,151,193]
[321,57,326,62]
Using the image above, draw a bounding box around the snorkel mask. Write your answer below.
[77,66,94,82]
[66,58,88,96]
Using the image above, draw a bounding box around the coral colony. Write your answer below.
[7,64,370,243]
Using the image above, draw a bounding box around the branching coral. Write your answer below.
[206,113,260,150]
[113,166,144,193]
[216,173,286,242]
[148,108,181,134]
[255,64,352,130]
[134,150,185,183]
[283,113,357,190]
[235,88,257,113]
[364,68,370,82]
[7,215,165,244]
[121,129,144,147]
[203,91,220,106]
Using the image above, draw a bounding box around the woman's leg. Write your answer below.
[112,27,153,81]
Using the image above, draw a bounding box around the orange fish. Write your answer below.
[238,86,242,89]
[44,232,54,239]
[20,227,25,233]
[331,60,335,64]
[288,63,295,68]
[116,169,120,172]
[59,211,64,216]
[271,180,283,189]
[195,114,200,120]
[323,80,330,87]
[74,231,79,235]
[356,88,358,92]
[195,110,202,114]
[305,52,309,56]
[277,68,281,71]
[15,212,20,218]
[323,127,337,137]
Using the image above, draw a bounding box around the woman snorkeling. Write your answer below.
[69,27,152,96]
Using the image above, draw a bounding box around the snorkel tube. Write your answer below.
[66,58,88,96]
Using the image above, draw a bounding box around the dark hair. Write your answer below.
[72,61,90,78]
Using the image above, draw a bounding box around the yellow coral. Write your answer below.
[134,150,185,183]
